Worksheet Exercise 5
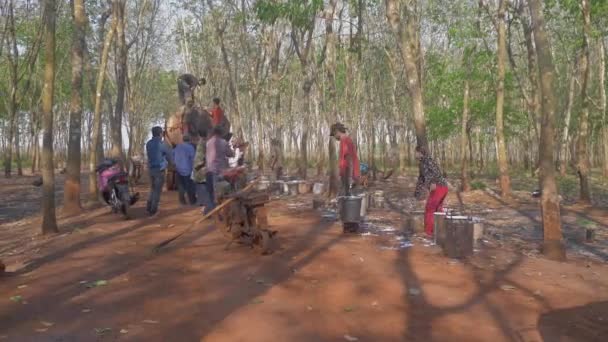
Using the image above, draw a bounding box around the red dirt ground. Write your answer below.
[1,174,608,341]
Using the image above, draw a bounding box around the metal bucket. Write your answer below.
[339,196,362,223]
[433,212,447,246]
[287,181,299,196]
[372,190,384,208]
[298,182,311,194]
[256,180,271,191]
[282,181,289,194]
[359,193,368,217]
[442,215,474,258]
[313,182,325,195]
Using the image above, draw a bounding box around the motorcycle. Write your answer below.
[96,159,139,219]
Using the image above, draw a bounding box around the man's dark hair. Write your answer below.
[415,145,428,156]
[330,122,346,137]
[213,97,221,105]
[152,126,163,137]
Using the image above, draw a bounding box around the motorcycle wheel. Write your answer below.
[120,191,132,219]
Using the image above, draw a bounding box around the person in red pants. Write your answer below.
[414,145,448,239]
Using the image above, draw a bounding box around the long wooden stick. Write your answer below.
[152,179,258,252]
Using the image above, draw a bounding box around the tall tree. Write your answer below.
[599,38,607,177]
[88,13,116,200]
[4,0,41,177]
[3,0,19,178]
[461,51,472,192]
[41,0,58,234]
[494,0,511,197]
[64,0,87,214]
[576,0,592,203]
[110,0,127,165]
[528,0,565,260]
[385,0,428,149]
[559,60,576,176]
[207,0,244,138]
[324,0,339,197]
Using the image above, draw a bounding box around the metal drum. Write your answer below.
[338,196,362,223]
[298,182,311,194]
[442,215,474,258]
[433,212,447,246]
[313,182,325,195]
[372,190,385,208]
[287,181,299,196]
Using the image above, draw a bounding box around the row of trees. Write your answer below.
[0,0,606,259]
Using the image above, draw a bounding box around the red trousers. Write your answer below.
[424,185,449,236]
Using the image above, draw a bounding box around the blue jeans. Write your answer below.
[204,172,217,214]
[177,174,197,205]
[147,168,165,214]
[196,182,210,207]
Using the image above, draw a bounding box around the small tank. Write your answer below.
[338,196,362,223]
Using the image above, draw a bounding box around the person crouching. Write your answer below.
[414,145,449,239]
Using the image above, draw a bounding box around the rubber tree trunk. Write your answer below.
[41,0,58,234]
[88,18,115,200]
[560,62,576,176]
[494,0,511,197]
[299,91,310,179]
[325,0,339,196]
[385,0,427,150]
[64,0,86,214]
[576,0,592,203]
[208,0,244,138]
[110,0,127,166]
[4,0,18,178]
[599,39,608,177]
[528,0,565,260]
[461,77,471,192]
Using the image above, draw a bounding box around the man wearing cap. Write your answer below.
[330,123,360,196]
[146,126,173,216]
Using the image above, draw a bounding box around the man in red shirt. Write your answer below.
[210,97,224,126]
[330,123,360,196]
[209,97,231,139]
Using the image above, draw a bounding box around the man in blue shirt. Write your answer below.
[146,126,172,216]
[173,135,197,205]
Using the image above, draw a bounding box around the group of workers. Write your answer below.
[146,73,448,239]
[331,122,448,238]
[145,97,243,216]
[146,118,448,239]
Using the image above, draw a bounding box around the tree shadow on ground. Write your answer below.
[538,300,608,341]
[395,247,557,340]
[7,207,186,276]
[487,192,608,262]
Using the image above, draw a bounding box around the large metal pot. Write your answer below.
[339,196,362,223]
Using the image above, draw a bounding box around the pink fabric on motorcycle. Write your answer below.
[98,167,120,191]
